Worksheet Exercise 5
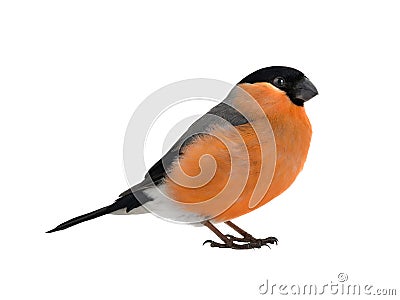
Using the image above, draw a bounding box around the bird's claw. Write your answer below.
[203,235,278,250]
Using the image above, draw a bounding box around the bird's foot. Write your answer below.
[203,235,278,250]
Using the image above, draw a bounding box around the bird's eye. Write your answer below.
[273,77,286,88]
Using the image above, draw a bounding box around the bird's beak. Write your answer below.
[294,77,318,102]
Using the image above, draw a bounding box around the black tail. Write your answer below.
[46,193,141,233]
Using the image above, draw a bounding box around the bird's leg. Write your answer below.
[202,221,233,248]
[202,221,278,250]
[224,220,255,241]
[224,220,278,246]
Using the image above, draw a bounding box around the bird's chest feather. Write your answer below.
[162,107,311,222]
[265,112,312,201]
[163,82,312,221]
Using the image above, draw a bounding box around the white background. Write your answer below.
[1,0,399,299]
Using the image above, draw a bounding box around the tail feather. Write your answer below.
[46,192,141,233]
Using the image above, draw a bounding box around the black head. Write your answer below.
[238,66,318,106]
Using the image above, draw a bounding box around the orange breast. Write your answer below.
[164,83,312,222]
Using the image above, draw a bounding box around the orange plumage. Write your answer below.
[164,82,312,222]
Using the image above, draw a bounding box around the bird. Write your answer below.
[47,66,318,250]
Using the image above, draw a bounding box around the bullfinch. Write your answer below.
[47,66,318,250]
